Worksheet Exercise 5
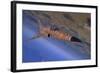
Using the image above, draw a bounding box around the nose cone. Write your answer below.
[71,36,82,42]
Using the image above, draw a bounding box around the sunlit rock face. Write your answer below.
[30,11,91,44]
[22,10,91,63]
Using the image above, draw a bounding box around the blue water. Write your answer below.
[22,10,90,63]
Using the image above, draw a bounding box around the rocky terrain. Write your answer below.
[30,10,91,45]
